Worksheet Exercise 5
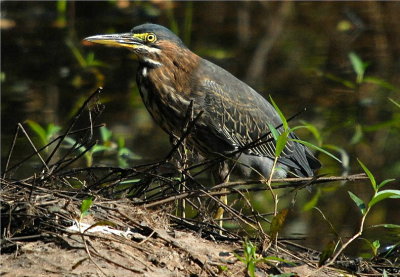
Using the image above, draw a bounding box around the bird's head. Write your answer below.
[84,23,188,67]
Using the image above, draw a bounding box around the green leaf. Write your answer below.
[372,240,380,255]
[350,124,363,145]
[389,97,400,109]
[368,189,400,208]
[80,197,94,216]
[86,52,106,67]
[247,262,256,277]
[57,0,67,14]
[1,71,6,82]
[267,123,280,141]
[218,265,228,272]
[118,147,137,158]
[66,39,87,68]
[26,120,47,146]
[263,256,295,266]
[323,72,356,89]
[233,252,246,263]
[269,96,288,131]
[275,132,288,157]
[100,126,112,142]
[337,20,352,31]
[63,136,77,146]
[269,208,289,241]
[244,239,256,259]
[364,77,398,91]
[117,136,125,148]
[295,122,322,146]
[91,145,110,153]
[291,139,342,163]
[348,191,366,214]
[357,159,376,191]
[46,123,62,141]
[370,224,400,229]
[120,179,142,184]
[377,179,395,190]
[349,52,369,84]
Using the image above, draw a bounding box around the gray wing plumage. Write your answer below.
[193,59,320,177]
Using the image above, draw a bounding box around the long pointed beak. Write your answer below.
[83,33,142,49]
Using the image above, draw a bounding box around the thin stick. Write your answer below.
[141,173,368,208]
[2,124,20,178]
[2,124,105,174]
[45,87,102,165]
[18,123,50,171]
[267,156,279,217]
[211,173,368,191]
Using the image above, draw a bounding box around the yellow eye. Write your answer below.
[146,33,156,43]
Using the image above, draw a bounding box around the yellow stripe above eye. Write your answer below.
[132,33,157,43]
[132,33,148,40]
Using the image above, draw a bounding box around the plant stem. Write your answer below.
[266,156,279,217]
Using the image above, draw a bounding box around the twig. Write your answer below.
[45,87,103,165]
[140,173,367,208]
[80,232,107,277]
[89,248,144,274]
[2,125,20,178]
[211,173,368,191]
[54,141,97,174]
[2,124,105,175]
[306,201,373,276]
[18,123,50,171]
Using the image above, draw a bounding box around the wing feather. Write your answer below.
[191,59,320,176]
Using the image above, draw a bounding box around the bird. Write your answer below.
[84,23,321,213]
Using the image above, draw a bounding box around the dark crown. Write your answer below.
[131,23,186,47]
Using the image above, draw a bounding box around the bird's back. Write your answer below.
[190,58,320,177]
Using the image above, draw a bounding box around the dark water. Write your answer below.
[2,1,399,256]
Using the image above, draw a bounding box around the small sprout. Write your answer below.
[217,265,228,273]
[80,196,94,220]
[371,240,380,257]
[235,238,294,277]
[349,52,369,84]
[234,239,260,277]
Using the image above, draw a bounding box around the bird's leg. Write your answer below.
[169,135,189,218]
[213,162,230,233]
[175,101,195,219]
[179,145,188,219]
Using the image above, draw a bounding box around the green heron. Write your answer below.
[84,23,321,205]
